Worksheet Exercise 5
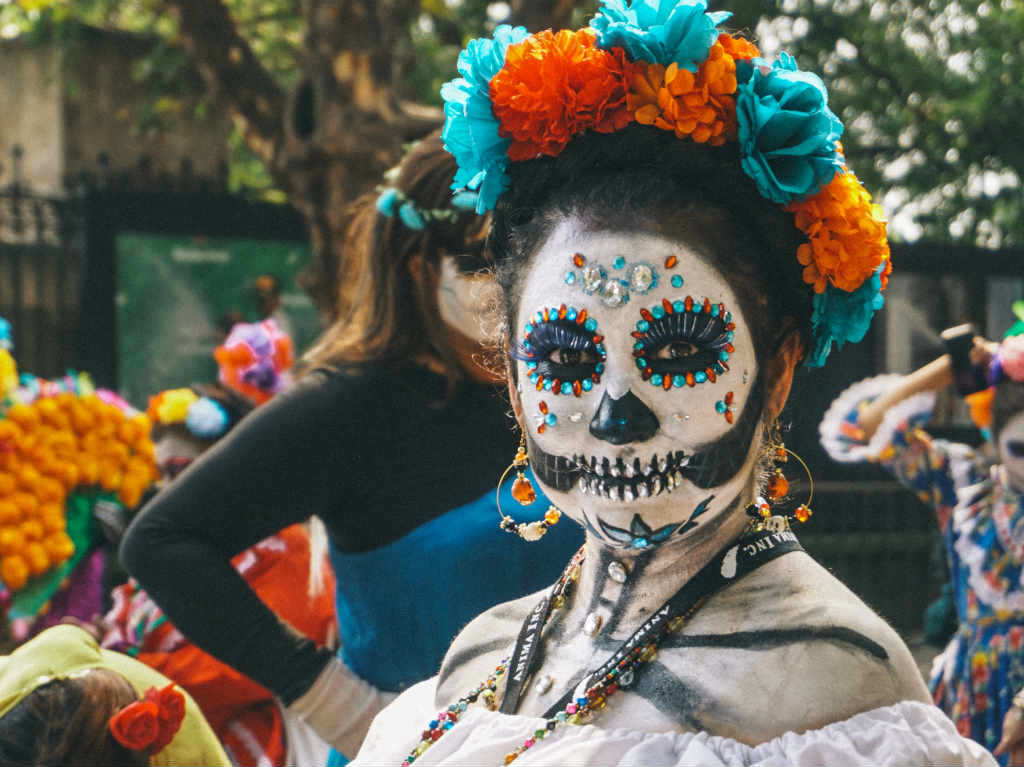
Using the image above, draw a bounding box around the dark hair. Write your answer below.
[300,129,489,385]
[992,380,1024,441]
[489,125,811,375]
[0,670,148,767]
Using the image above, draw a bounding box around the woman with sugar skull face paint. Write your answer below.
[349,3,993,765]
[121,130,583,765]
[821,319,1024,765]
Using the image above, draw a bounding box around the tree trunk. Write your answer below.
[164,0,565,316]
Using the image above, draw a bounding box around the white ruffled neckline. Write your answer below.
[353,677,994,766]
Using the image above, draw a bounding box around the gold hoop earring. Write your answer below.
[748,444,814,528]
[496,434,562,541]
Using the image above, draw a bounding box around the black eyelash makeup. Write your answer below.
[632,296,735,390]
[512,304,606,396]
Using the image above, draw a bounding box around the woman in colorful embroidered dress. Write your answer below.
[820,319,1024,764]
[349,3,993,765]
[121,130,582,764]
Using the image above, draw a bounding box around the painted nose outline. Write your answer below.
[589,390,660,445]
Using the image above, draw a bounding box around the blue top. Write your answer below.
[330,467,582,692]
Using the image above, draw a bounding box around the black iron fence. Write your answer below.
[0,185,84,377]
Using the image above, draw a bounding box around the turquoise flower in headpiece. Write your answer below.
[441,25,529,213]
[807,265,885,367]
[591,0,731,72]
[736,52,844,205]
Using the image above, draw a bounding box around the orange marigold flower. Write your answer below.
[717,33,760,62]
[787,171,890,294]
[490,28,635,161]
[627,40,738,145]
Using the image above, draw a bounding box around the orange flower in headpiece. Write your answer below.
[717,32,760,62]
[787,169,890,294]
[490,28,635,161]
[627,38,742,145]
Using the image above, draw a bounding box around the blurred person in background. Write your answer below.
[102,321,335,766]
[821,312,1024,764]
[121,129,583,765]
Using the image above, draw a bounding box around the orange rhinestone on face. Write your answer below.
[795,504,813,523]
[665,255,678,269]
[572,252,585,267]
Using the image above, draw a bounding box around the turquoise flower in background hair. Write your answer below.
[375,185,479,231]
[591,0,731,71]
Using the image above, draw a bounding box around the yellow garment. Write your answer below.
[0,625,230,766]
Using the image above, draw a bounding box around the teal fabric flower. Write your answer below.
[736,53,844,205]
[375,187,399,216]
[591,0,731,71]
[441,25,529,213]
[398,201,426,231]
[807,266,885,367]
[186,397,229,439]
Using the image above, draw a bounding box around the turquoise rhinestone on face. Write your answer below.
[595,362,605,374]
[584,318,598,332]
[633,341,645,351]
[672,375,686,388]
[564,271,576,285]
[543,380,553,391]
[567,308,577,321]
[636,320,649,332]
[672,300,685,313]
[546,412,558,425]
[612,256,626,270]
[582,378,593,391]
[635,358,647,369]
[695,371,707,383]
[670,274,684,288]
[651,305,665,319]
[650,374,663,386]
[560,382,573,395]
[715,400,727,413]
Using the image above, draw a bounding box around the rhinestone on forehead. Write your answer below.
[564,252,661,309]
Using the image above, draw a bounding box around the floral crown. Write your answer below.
[440,0,892,367]
[108,683,186,755]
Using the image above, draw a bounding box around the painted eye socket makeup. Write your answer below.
[632,296,736,390]
[1007,440,1024,458]
[513,304,606,396]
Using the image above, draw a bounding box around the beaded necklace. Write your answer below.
[401,523,801,766]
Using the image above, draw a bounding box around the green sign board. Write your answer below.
[116,232,321,406]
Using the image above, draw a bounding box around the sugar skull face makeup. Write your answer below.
[512,221,763,550]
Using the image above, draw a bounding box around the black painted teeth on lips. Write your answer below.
[570,451,690,502]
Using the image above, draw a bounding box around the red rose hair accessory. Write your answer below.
[109,683,186,755]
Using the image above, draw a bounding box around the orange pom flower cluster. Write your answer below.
[628,34,755,145]
[786,170,891,294]
[0,393,157,591]
[490,29,635,161]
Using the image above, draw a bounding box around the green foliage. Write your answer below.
[4,0,1020,245]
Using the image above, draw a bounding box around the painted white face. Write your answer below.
[998,410,1024,492]
[437,255,501,344]
[513,220,763,551]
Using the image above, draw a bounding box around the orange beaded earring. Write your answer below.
[765,444,814,524]
[496,434,562,541]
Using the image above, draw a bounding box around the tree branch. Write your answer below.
[158,0,286,170]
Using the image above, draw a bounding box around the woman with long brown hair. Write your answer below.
[121,129,582,763]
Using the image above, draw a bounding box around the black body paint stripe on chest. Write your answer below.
[662,625,889,660]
